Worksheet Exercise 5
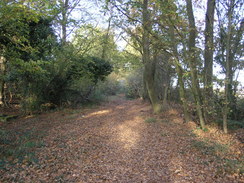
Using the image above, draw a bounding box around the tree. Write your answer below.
[0,1,40,106]
[72,24,118,63]
[203,0,215,121]
[52,0,86,44]
[142,0,162,113]
[215,0,243,133]
[185,0,205,129]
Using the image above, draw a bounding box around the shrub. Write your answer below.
[95,73,122,96]
[125,68,143,99]
[8,46,113,111]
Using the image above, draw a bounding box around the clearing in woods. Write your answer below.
[0,95,243,182]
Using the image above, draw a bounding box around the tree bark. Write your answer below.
[186,0,205,129]
[142,0,162,114]
[204,0,215,121]
[0,56,6,106]
[169,25,191,122]
[61,0,69,44]
[101,16,112,60]
[223,0,235,134]
[177,66,191,122]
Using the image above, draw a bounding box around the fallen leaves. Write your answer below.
[0,96,243,182]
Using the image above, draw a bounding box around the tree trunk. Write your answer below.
[169,25,191,122]
[186,0,205,129]
[101,16,112,60]
[0,56,6,106]
[177,66,191,122]
[144,61,162,113]
[223,0,235,134]
[61,0,69,44]
[204,0,215,121]
[142,0,162,114]
[142,73,149,100]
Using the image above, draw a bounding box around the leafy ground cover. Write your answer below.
[0,95,243,182]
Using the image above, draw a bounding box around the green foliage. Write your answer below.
[235,98,244,120]
[125,68,143,99]
[85,57,113,83]
[0,128,45,168]
[0,1,40,53]
[21,17,57,61]
[216,119,244,131]
[73,24,118,60]
[191,139,229,156]
[221,158,244,175]
[21,48,113,109]
[96,73,122,96]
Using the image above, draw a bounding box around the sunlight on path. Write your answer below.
[117,116,144,150]
[84,109,111,118]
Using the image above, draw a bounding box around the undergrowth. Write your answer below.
[191,138,243,175]
[0,128,45,169]
[216,119,244,130]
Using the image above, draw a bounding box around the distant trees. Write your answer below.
[103,0,243,132]
[0,0,243,132]
[215,0,244,133]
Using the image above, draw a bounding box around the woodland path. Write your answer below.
[0,95,243,182]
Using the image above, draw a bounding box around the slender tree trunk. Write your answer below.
[162,84,168,107]
[186,0,205,129]
[204,0,215,121]
[0,56,6,107]
[226,18,243,120]
[142,73,149,100]
[61,0,69,44]
[169,25,191,122]
[142,0,162,114]
[177,66,191,122]
[223,0,235,134]
[101,16,112,60]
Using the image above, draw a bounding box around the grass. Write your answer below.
[191,138,243,174]
[191,139,229,156]
[222,158,244,175]
[0,128,45,169]
[145,117,157,123]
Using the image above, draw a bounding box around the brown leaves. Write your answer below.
[0,96,243,182]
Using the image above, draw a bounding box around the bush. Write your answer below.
[87,73,123,102]
[125,68,143,99]
[96,73,122,95]
[235,98,244,120]
[7,46,113,112]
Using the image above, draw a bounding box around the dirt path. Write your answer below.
[0,95,243,182]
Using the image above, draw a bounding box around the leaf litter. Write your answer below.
[0,95,243,182]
